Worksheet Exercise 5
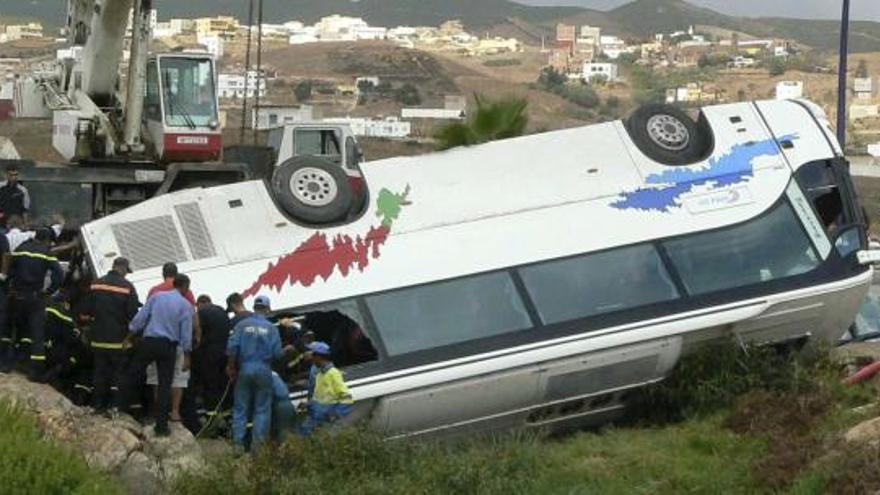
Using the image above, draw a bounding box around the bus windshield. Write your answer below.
[159,56,218,128]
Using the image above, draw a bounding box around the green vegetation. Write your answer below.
[537,67,601,109]
[0,402,123,495]
[435,94,528,150]
[294,81,313,102]
[174,342,880,495]
[393,83,422,106]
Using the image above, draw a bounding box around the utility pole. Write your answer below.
[240,0,254,144]
[253,0,264,144]
[837,0,851,148]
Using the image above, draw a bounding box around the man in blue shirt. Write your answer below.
[226,294,286,450]
[123,274,194,437]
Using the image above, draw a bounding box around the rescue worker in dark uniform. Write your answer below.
[82,257,139,415]
[0,230,11,371]
[0,164,31,228]
[195,295,232,419]
[43,296,90,399]
[7,228,63,380]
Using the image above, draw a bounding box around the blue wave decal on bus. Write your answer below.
[611,134,798,212]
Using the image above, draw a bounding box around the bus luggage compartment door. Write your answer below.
[527,337,682,431]
[371,364,542,439]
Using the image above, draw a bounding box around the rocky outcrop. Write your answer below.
[0,373,204,493]
[845,415,880,444]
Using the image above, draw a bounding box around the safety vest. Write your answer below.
[312,365,353,405]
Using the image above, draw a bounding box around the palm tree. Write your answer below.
[435,94,529,150]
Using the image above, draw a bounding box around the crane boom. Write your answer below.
[73,0,134,102]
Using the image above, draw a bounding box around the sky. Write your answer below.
[515,0,880,21]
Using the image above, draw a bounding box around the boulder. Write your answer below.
[845,416,880,444]
[0,372,205,492]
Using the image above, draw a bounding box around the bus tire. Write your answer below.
[626,104,713,165]
[271,156,354,224]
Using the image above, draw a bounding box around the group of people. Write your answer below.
[0,226,354,447]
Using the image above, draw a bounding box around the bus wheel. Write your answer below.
[626,104,713,165]
[271,156,354,224]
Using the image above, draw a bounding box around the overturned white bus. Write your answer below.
[80,100,875,438]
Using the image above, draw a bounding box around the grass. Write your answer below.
[177,341,880,495]
[0,401,123,495]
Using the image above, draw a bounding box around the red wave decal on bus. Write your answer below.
[242,186,410,298]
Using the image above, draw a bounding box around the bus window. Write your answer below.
[276,299,377,381]
[662,201,820,295]
[796,161,846,236]
[519,244,679,325]
[365,272,532,356]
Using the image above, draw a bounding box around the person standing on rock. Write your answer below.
[124,274,194,437]
[226,295,288,450]
[83,257,139,415]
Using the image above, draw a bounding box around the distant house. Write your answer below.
[850,104,879,121]
[775,81,804,100]
[729,56,756,69]
[582,62,618,83]
[218,71,266,99]
[401,108,465,120]
[253,105,316,130]
[324,117,411,139]
[855,78,873,101]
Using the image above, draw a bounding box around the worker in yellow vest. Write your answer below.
[298,341,353,436]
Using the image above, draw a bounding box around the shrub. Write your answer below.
[561,84,601,109]
[0,402,122,495]
[624,341,834,425]
[175,428,546,495]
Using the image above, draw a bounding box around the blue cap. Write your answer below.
[308,341,331,357]
[253,294,271,309]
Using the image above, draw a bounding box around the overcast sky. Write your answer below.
[515,0,880,21]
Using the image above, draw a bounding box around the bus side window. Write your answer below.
[796,161,847,236]
[278,299,378,384]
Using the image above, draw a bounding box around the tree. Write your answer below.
[857,59,869,78]
[394,83,422,106]
[435,94,529,150]
[537,66,566,91]
[768,57,786,76]
[294,81,312,102]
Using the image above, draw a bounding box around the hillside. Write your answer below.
[604,0,880,53]
[7,0,880,52]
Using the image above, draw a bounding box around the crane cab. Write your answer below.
[144,53,222,163]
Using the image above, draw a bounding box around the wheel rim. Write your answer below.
[646,114,690,151]
[289,167,338,207]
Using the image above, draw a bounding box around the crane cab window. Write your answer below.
[294,129,342,164]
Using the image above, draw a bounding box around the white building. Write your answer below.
[289,26,319,45]
[197,34,225,59]
[325,117,411,138]
[583,62,618,83]
[401,108,465,120]
[56,46,83,61]
[316,15,368,40]
[352,26,388,41]
[729,56,757,69]
[775,81,804,100]
[254,105,315,129]
[126,9,159,36]
[855,78,873,100]
[218,71,267,99]
[169,18,195,34]
[4,23,44,41]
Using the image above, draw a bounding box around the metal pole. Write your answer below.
[252,0,264,144]
[123,0,151,154]
[239,0,254,144]
[837,0,851,148]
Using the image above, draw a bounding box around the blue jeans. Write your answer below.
[298,402,353,436]
[232,365,273,449]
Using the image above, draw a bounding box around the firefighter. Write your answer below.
[0,229,11,372]
[6,228,63,380]
[82,257,139,415]
[43,295,86,396]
